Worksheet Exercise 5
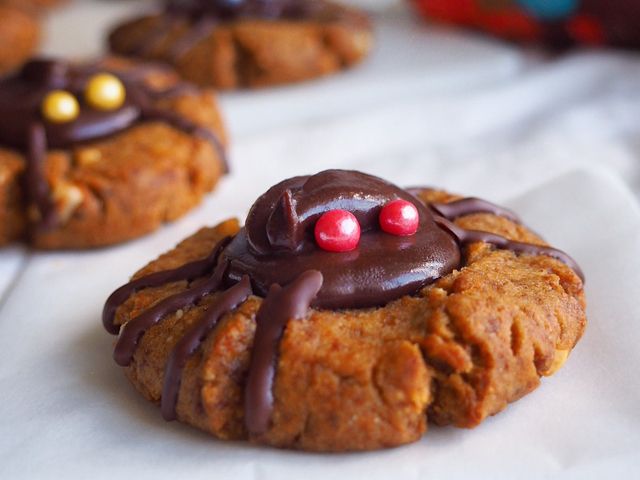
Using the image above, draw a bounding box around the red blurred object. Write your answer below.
[411,0,640,49]
[566,15,606,45]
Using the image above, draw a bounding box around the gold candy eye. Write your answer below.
[41,90,80,124]
[85,73,126,111]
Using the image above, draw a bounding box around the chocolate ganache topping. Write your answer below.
[103,169,584,436]
[0,58,226,229]
[222,170,461,309]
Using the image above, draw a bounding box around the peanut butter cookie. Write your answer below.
[0,57,228,249]
[103,170,586,451]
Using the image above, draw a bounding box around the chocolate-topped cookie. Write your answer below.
[0,6,39,77]
[103,170,586,451]
[109,0,373,89]
[0,57,228,249]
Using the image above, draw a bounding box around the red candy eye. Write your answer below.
[379,200,419,236]
[315,210,361,252]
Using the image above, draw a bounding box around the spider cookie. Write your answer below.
[109,0,373,89]
[0,58,227,249]
[103,170,586,451]
[0,6,39,76]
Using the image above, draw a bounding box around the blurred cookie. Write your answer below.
[109,0,373,89]
[0,57,228,249]
[0,6,40,76]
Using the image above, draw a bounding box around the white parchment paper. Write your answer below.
[1,163,639,480]
[1,1,640,479]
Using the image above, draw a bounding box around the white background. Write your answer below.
[1,1,640,478]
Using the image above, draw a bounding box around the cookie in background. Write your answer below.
[0,5,40,76]
[0,57,228,249]
[109,0,374,89]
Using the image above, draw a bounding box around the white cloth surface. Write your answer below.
[2,1,640,478]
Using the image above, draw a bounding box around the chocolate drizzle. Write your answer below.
[102,169,585,436]
[25,122,55,229]
[244,270,323,434]
[165,18,219,64]
[0,59,227,230]
[161,275,253,421]
[435,217,585,282]
[430,198,521,224]
[131,16,185,58]
[102,236,231,334]
[113,260,228,367]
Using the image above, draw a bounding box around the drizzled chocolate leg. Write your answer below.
[130,16,186,57]
[103,236,232,334]
[161,275,253,421]
[25,122,55,230]
[244,270,323,435]
[141,106,228,173]
[435,217,585,282]
[164,17,219,64]
[113,260,229,366]
[431,198,521,223]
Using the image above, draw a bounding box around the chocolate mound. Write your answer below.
[223,170,461,309]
